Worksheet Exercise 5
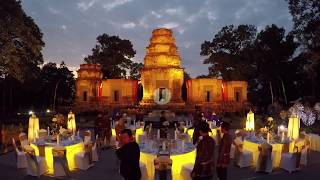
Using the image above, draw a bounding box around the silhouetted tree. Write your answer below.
[84,34,136,79]
[0,0,44,117]
[287,0,320,99]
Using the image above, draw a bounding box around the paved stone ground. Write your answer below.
[1,148,320,180]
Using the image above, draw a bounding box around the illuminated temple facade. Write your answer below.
[74,28,248,112]
[140,28,184,107]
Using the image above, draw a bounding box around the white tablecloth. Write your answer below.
[243,139,293,168]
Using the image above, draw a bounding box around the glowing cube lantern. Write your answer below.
[67,111,76,133]
[28,113,40,141]
[288,115,300,140]
[245,110,255,131]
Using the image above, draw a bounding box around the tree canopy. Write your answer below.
[201,25,257,80]
[84,34,136,79]
[201,24,298,106]
[0,0,44,82]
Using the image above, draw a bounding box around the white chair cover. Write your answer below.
[19,133,29,148]
[140,162,148,180]
[92,135,99,162]
[300,146,308,166]
[52,147,70,178]
[280,146,303,173]
[180,163,193,180]
[12,138,27,169]
[26,153,48,176]
[255,143,273,173]
[84,130,92,145]
[74,143,93,170]
[234,143,253,168]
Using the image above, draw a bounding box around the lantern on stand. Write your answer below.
[28,113,39,141]
[245,110,255,131]
[288,115,300,140]
[67,111,76,134]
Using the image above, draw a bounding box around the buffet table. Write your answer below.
[30,136,84,174]
[139,139,196,180]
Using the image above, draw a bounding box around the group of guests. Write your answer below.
[114,109,232,180]
[191,121,232,180]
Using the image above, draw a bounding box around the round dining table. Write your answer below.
[243,138,294,168]
[139,138,196,180]
[30,136,84,174]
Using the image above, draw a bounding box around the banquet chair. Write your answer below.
[140,161,148,180]
[19,133,29,148]
[154,155,173,180]
[52,146,70,178]
[280,145,303,173]
[74,143,94,170]
[25,148,48,177]
[84,130,92,145]
[234,142,253,168]
[12,138,27,169]
[180,163,193,180]
[230,144,235,159]
[255,142,273,173]
[92,134,99,162]
[300,145,308,166]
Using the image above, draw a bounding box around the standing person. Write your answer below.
[94,113,103,137]
[115,117,125,142]
[216,122,232,180]
[159,111,167,138]
[191,122,215,180]
[116,129,141,180]
[102,112,112,148]
[191,110,203,145]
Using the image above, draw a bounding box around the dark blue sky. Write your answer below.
[21,0,293,77]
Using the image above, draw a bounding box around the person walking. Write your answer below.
[116,129,141,180]
[191,122,215,180]
[191,110,203,145]
[216,122,232,180]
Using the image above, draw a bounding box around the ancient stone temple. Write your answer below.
[74,28,248,113]
[140,28,185,108]
[74,64,137,112]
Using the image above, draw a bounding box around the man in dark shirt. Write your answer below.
[159,111,167,138]
[116,129,141,180]
[191,121,215,180]
[192,110,203,145]
[217,122,232,180]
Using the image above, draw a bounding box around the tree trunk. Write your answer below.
[269,81,274,105]
[279,78,288,105]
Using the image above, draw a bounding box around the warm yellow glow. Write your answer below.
[187,128,216,138]
[67,111,76,133]
[140,28,184,105]
[31,142,84,174]
[288,115,300,140]
[140,150,196,180]
[135,128,144,143]
[112,128,116,137]
[112,128,143,142]
[28,114,39,141]
[243,140,294,168]
[245,110,255,131]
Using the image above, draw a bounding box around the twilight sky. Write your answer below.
[21,0,293,77]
